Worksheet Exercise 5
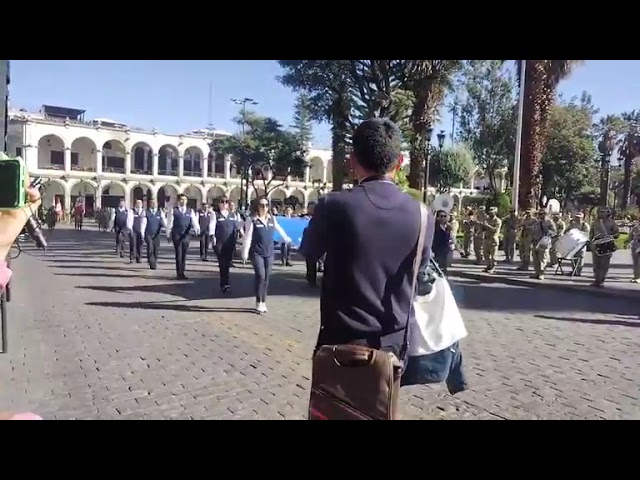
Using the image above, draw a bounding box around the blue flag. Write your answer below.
[274,217,309,248]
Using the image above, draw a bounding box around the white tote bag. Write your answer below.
[409,273,468,356]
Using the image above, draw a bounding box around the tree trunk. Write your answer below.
[408,90,431,191]
[622,155,632,210]
[329,94,351,192]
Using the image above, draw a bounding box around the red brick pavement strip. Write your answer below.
[2,228,640,420]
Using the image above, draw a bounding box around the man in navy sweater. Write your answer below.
[301,118,434,358]
[166,194,200,280]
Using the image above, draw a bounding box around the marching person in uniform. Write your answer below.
[211,196,243,293]
[447,211,459,267]
[461,209,474,259]
[432,209,452,275]
[549,212,566,267]
[280,205,295,267]
[111,199,128,257]
[302,203,322,286]
[127,199,146,264]
[568,212,590,276]
[166,194,200,280]
[145,198,166,270]
[626,218,640,283]
[502,208,518,263]
[517,209,535,271]
[242,197,292,313]
[531,208,557,280]
[483,207,502,274]
[590,206,620,287]
[198,203,214,261]
[473,206,486,265]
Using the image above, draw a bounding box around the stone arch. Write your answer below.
[308,156,324,183]
[157,184,180,209]
[159,144,179,175]
[101,140,127,173]
[131,141,154,175]
[37,134,66,170]
[41,179,69,208]
[209,152,226,177]
[100,181,128,209]
[182,185,204,209]
[227,187,241,204]
[307,190,320,205]
[70,137,98,172]
[70,180,98,216]
[183,146,204,176]
[206,186,226,204]
[290,189,305,210]
[130,181,155,206]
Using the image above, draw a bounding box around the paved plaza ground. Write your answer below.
[1,225,639,420]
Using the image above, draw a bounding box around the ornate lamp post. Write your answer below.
[598,131,616,207]
[422,127,434,203]
[437,130,446,151]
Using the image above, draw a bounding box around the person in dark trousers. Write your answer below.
[432,209,453,275]
[211,196,243,293]
[111,199,128,258]
[127,199,146,264]
[198,203,213,261]
[300,118,434,360]
[242,197,291,314]
[145,197,166,270]
[280,205,294,266]
[166,194,200,280]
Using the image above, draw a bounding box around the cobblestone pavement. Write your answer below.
[1,225,639,420]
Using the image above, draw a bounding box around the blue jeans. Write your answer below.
[401,342,468,395]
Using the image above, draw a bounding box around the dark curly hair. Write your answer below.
[351,118,402,175]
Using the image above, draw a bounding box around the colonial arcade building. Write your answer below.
[7,104,484,214]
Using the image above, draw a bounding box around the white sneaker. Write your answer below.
[257,302,268,313]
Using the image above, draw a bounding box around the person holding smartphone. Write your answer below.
[242,197,291,313]
[0,170,43,420]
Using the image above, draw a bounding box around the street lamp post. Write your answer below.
[422,127,434,204]
[231,97,259,210]
[437,130,446,151]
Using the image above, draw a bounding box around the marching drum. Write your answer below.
[555,228,589,259]
[592,236,616,257]
[536,235,553,250]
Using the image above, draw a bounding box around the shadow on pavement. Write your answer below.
[85,300,261,315]
[534,314,640,328]
[453,279,640,317]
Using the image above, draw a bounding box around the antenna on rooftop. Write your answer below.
[207,80,214,132]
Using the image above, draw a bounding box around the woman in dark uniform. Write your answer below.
[242,197,291,314]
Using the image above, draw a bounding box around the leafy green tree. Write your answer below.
[211,114,307,199]
[456,60,516,192]
[540,93,600,205]
[290,93,314,146]
[617,111,640,209]
[429,144,474,193]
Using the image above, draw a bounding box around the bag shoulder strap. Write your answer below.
[400,203,429,359]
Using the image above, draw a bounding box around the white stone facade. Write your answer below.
[6,108,483,213]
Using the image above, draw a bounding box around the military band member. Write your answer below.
[568,212,590,276]
[483,207,501,273]
[210,196,243,293]
[626,219,640,283]
[447,211,460,267]
[517,209,535,271]
[473,206,486,264]
[531,208,556,280]
[111,199,128,257]
[502,208,518,263]
[127,200,146,264]
[589,206,620,287]
[145,198,166,270]
[461,209,474,259]
[549,212,566,266]
[166,194,200,280]
[198,203,214,261]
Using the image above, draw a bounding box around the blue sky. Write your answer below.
[9,60,640,150]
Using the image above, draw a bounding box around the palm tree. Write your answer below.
[516,60,583,209]
[394,61,463,190]
[618,111,640,210]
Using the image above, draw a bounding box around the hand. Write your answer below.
[0,411,42,420]
[0,177,42,259]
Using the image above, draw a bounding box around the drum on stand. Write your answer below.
[555,228,589,259]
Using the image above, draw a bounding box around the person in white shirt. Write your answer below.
[145,198,167,270]
[166,194,200,279]
[126,200,146,264]
[242,198,291,313]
